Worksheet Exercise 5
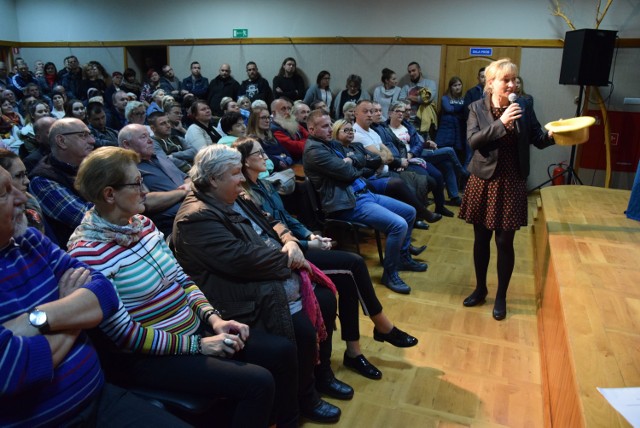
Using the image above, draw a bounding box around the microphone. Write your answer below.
[508,93,521,134]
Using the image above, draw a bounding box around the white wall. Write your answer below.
[0,0,18,41]
[11,0,640,41]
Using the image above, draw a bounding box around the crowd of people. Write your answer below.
[1,54,552,426]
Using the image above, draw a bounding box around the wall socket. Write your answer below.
[623,98,640,105]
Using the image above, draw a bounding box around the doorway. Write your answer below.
[125,45,168,80]
[439,45,521,105]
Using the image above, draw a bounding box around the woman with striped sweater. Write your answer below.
[68,146,299,428]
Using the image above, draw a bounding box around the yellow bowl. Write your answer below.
[544,116,596,146]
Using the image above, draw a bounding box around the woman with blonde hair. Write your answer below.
[460,58,554,320]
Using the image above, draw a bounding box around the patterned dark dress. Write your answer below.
[458,106,528,231]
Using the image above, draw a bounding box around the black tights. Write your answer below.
[473,224,516,301]
[382,177,432,222]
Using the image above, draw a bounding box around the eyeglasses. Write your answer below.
[249,148,267,158]
[111,177,144,191]
[60,130,92,139]
[341,128,354,133]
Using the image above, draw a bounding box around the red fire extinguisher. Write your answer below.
[552,162,567,186]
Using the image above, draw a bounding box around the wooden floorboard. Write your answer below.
[304,196,544,427]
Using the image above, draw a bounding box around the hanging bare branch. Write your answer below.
[551,0,576,30]
[595,0,614,28]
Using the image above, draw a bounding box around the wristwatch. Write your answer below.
[28,308,50,333]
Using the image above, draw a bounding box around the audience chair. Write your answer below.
[301,177,384,264]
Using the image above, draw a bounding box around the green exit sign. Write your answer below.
[233,29,248,38]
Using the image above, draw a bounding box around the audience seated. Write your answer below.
[117,124,189,237]
[172,144,343,424]
[272,57,305,102]
[0,167,188,427]
[303,109,425,294]
[293,101,311,129]
[164,101,188,138]
[247,106,293,172]
[103,71,123,109]
[64,99,87,123]
[28,118,95,246]
[50,92,66,118]
[23,116,56,171]
[87,102,118,148]
[235,137,418,378]
[140,69,162,104]
[108,90,128,131]
[145,88,165,116]
[185,99,222,151]
[79,62,106,101]
[271,98,309,162]
[68,146,298,428]
[218,111,247,146]
[207,63,239,117]
[148,111,195,173]
[342,101,356,124]
[18,100,51,157]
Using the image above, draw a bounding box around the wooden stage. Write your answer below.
[534,186,640,427]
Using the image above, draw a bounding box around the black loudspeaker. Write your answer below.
[559,29,617,86]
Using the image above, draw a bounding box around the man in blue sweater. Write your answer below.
[0,167,186,427]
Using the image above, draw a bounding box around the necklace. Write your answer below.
[128,239,171,287]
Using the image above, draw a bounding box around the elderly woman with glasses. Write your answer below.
[172,144,344,424]
[233,136,417,380]
[68,146,299,428]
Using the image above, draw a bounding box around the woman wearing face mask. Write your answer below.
[460,58,554,321]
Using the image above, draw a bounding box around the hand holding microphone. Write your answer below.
[507,93,522,133]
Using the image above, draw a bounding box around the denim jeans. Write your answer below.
[331,192,415,272]
[421,147,467,199]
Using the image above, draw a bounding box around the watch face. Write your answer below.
[29,310,47,327]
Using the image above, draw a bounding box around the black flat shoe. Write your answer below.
[436,206,455,217]
[316,375,354,400]
[373,326,418,348]
[463,289,488,307]
[343,352,382,380]
[409,244,427,256]
[424,210,442,223]
[414,220,430,230]
[447,196,462,207]
[301,399,341,423]
[493,299,507,321]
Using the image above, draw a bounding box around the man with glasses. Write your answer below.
[29,118,95,246]
[159,64,188,100]
[118,124,190,237]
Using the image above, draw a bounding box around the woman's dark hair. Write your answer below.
[44,62,58,75]
[316,70,330,85]
[231,137,260,180]
[220,111,243,134]
[277,57,297,77]
[446,76,463,98]
[64,99,84,118]
[381,68,395,84]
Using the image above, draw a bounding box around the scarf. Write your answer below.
[298,262,337,359]
[193,120,222,144]
[68,208,145,249]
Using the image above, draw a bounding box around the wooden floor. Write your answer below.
[305,196,544,427]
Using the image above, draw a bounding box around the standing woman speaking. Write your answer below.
[459,58,554,320]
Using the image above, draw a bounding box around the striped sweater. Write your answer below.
[0,228,118,427]
[68,215,214,355]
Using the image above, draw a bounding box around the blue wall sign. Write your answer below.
[470,48,493,56]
